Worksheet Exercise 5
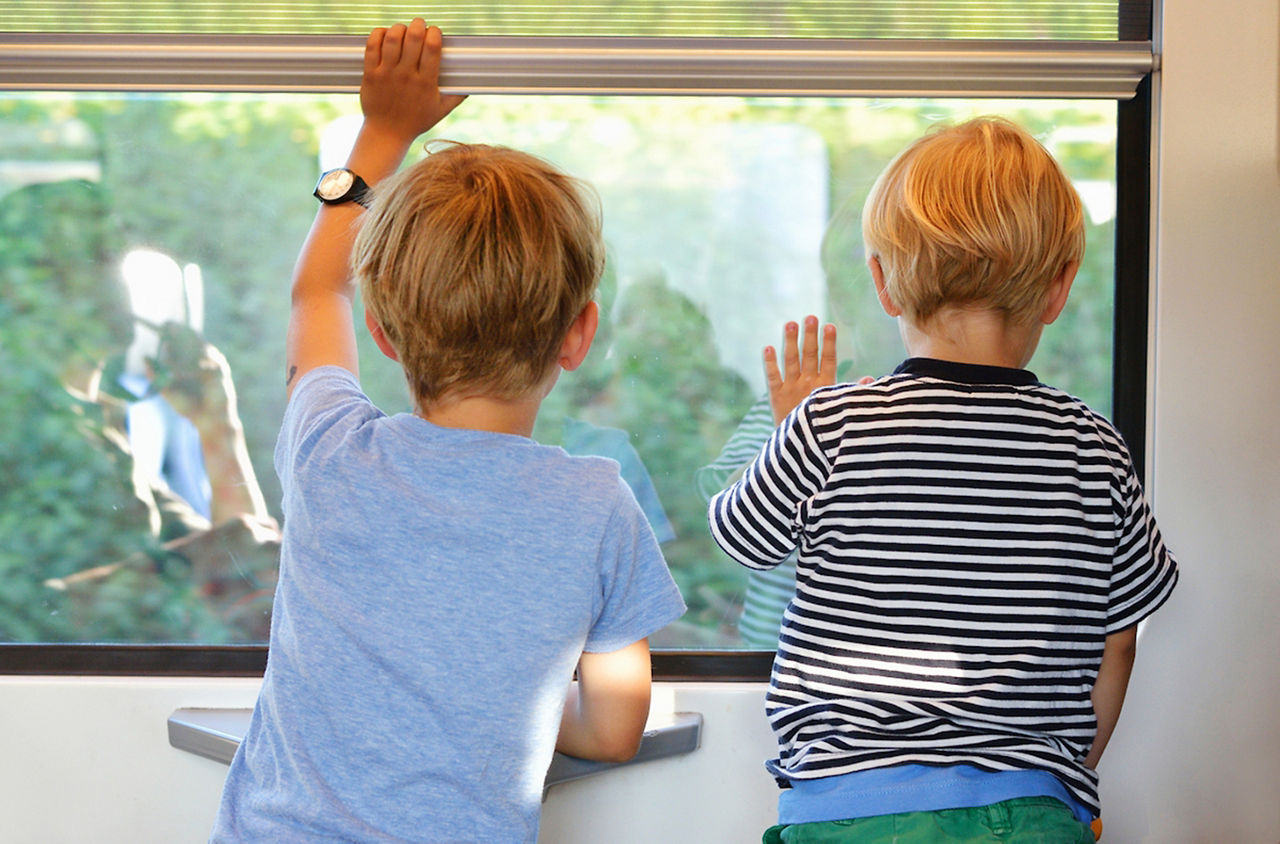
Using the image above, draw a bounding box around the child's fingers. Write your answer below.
[364,27,386,73]
[400,18,427,71]
[420,23,468,114]
[381,22,407,68]
[414,23,467,116]
[800,316,820,373]
[781,321,800,380]
[419,22,444,74]
[819,323,838,380]
[763,345,783,395]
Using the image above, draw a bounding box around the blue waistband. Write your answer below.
[778,764,1093,825]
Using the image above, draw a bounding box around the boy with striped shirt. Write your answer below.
[708,117,1177,842]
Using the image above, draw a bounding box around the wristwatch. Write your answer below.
[313,168,371,207]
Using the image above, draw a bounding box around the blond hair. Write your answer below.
[354,144,604,406]
[861,117,1085,325]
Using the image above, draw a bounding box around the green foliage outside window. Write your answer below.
[0,92,1115,645]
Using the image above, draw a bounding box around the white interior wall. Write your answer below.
[0,677,779,843]
[1097,0,1280,841]
[0,677,260,842]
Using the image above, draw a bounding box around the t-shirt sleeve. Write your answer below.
[1107,460,1180,633]
[584,479,686,654]
[273,366,381,490]
[706,398,831,571]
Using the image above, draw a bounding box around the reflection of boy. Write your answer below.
[563,418,676,543]
[695,393,794,647]
[697,360,868,648]
[1,178,277,638]
[120,373,210,517]
[211,20,684,843]
[116,249,215,520]
[709,118,1177,842]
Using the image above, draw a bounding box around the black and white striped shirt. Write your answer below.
[708,357,1178,817]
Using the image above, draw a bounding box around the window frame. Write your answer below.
[0,34,1152,98]
[0,14,1156,679]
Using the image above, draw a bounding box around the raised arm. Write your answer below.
[285,20,465,398]
[147,324,271,525]
[174,342,271,525]
[1084,624,1138,769]
[556,639,652,763]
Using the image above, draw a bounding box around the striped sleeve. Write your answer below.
[1107,460,1179,632]
[708,398,833,570]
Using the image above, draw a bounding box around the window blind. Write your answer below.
[0,1,1146,40]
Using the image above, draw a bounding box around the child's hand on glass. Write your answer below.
[764,316,837,425]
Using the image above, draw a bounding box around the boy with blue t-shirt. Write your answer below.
[211,20,684,843]
[709,117,1178,842]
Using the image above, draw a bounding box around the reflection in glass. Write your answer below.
[0,92,1115,646]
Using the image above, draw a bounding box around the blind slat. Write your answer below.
[0,1,1133,40]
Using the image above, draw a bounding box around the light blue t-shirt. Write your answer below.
[211,367,685,843]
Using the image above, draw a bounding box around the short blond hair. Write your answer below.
[861,117,1085,325]
[354,143,604,406]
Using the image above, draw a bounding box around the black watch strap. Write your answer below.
[314,168,371,207]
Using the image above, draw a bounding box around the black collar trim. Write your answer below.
[892,357,1040,387]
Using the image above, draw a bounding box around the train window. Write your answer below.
[0,93,1118,649]
[0,1,1153,674]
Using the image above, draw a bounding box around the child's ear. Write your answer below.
[558,301,599,372]
[1040,261,1079,325]
[364,310,399,362]
[868,256,902,317]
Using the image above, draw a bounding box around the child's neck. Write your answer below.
[418,393,544,438]
[417,368,561,438]
[899,306,1044,370]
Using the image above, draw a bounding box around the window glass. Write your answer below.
[0,92,1115,647]
[0,0,1132,39]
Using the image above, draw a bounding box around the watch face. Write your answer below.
[318,169,355,200]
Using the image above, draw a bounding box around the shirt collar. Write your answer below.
[892,357,1041,387]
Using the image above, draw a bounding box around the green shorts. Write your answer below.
[763,797,1095,844]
